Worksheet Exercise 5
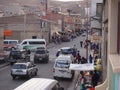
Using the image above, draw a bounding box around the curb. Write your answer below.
[0,62,10,68]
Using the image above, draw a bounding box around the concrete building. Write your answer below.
[90,0,103,35]
[0,14,51,44]
[96,0,120,90]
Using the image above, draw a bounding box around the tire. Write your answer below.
[45,58,49,63]
[34,69,38,76]
[12,76,16,80]
[53,76,57,79]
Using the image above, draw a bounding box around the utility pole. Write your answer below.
[86,0,89,62]
[24,13,26,39]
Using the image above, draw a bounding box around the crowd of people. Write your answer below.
[78,70,100,90]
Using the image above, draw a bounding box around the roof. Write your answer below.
[23,39,46,41]
[4,39,19,41]
[14,62,31,66]
[60,47,72,50]
[14,78,58,90]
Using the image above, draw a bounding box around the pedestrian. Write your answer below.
[89,54,93,63]
[91,70,100,87]
[81,57,87,64]
[80,41,83,48]
[56,50,60,57]
[79,72,86,90]
[76,51,81,64]
[72,49,77,58]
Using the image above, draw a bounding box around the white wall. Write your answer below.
[90,0,103,16]
[3,5,24,16]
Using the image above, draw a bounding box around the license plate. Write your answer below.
[59,70,66,73]
[16,70,22,72]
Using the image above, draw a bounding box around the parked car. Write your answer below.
[14,78,64,90]
[34,48,49,63]
[11,62,38,79]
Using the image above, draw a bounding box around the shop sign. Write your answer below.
[91,35,102,42]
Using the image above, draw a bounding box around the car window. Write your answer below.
[11,51,21,56]
[9,41,18,44]
[29,41,45,45]
[35,50,45,54]
[22,41,27,45]
[55,60,70,68]
[61,48,73,54]
[13,64,26,69]
[4,41,8,44]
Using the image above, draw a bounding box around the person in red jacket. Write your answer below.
[76,50,81,64]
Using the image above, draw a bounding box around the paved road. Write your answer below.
[0,36,87,90]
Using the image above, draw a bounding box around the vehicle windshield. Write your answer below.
[12,64,26,69]
[36,50,45,54]
[55,60,70,68]
[9,41,18,44]
[61,48,73,54]
[11,51,21,55]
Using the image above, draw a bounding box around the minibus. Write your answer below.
[14,78,64,90]
[18,39,46,51]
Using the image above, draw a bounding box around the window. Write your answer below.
[13,64,26,69]
[22,41,27,45]
[29,41,45,45]
[9,41,18,44]
[96,3,103,16]
[35,50,45,54]
[55,60,70,68]
[4,41,8,44]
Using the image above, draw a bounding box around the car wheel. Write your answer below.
[53,76,57,80]
[12,76,16,80]
[35,70,37,76]
[45,58,49,63]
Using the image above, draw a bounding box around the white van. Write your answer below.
[53,54,74,79]
[14,78,64,90]
[18,39,46,51]
[3,40,19,50]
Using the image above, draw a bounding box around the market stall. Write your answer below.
[69,63,95,90]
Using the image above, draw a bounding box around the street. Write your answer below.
[0,36,86,90]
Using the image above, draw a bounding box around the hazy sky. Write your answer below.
[54,0,83,2]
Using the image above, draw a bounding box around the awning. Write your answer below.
[69,63,94,71]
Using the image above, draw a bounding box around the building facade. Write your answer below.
[96,0,120,90]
